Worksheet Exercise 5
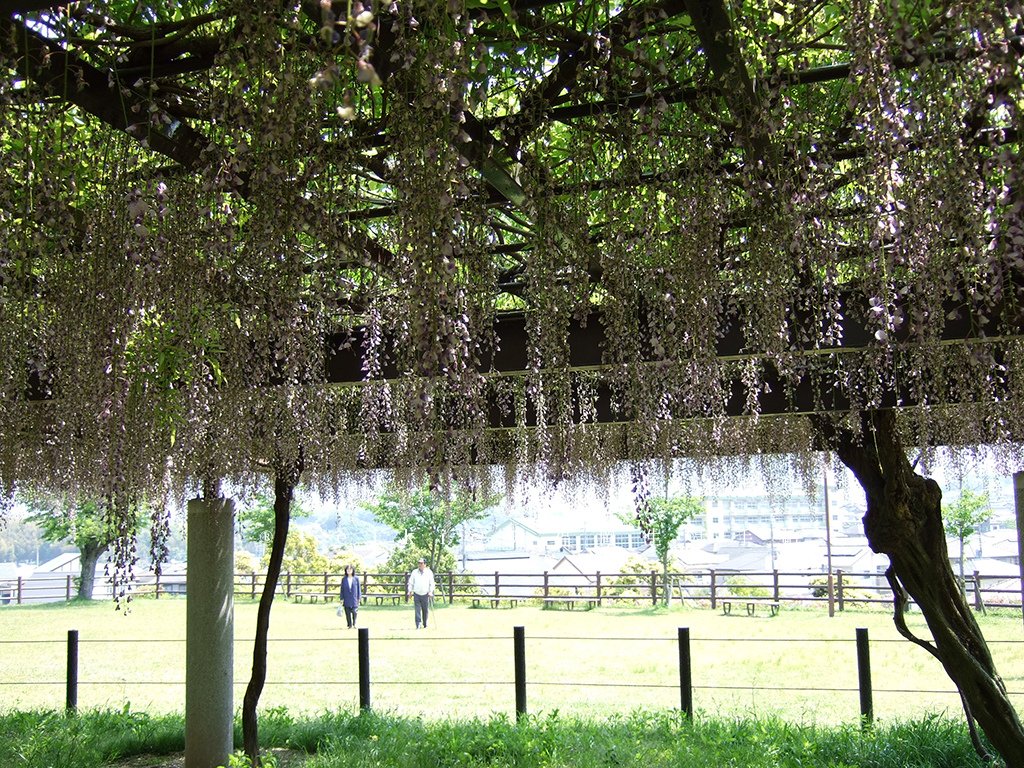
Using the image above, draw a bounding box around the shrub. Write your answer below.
[724,575,771,599]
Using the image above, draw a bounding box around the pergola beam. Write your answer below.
[684,0,775,169]
[2,15,397,273]
[324,285,1021,421]
[2,17,209,168]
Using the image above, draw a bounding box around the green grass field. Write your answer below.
[0,708,992,768]
[2,597,1023,728]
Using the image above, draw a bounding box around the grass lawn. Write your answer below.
[0,708,993,768]
[1,597,1023,727]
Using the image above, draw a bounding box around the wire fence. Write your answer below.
[4,625,1024,725]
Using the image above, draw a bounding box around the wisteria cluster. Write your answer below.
[0,0,1022,579]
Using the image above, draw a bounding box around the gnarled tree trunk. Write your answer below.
[816,410,1024,766]
[242,457,302,766]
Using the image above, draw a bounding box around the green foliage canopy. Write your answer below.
[942,490,992,543]
[364,485,496,567]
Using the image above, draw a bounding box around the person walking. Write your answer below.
[339,564,361,629]
[406,557,435,629]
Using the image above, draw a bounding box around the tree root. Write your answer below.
[886,567,995,764]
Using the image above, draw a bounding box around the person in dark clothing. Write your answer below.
[339,564,361,629]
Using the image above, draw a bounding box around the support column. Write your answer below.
[186,498,235,768]
[1015,473,1024,628]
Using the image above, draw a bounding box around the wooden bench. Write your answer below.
[292,593,333,603]
[542,596,596,610]
[471,597,519,608]
[721,600,779,617]
[369,594,402,606]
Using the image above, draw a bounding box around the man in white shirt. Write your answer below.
[406,557,435,629]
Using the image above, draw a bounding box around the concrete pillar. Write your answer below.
[186,498,235,768]
[1015,474,1024,629]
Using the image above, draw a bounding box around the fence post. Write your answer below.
[514,625,526,720]
[251,573,256,600]
[17,576,22,605]
[678,627,692,719]
[596,572,602,606]
[709,570,716,610]
[358,627,370,710]
[650,571,657,606]
[856,627,873,727]
[543,571,549,599]
[448,572,454,604]
[495,571,500,600]
[973,571,983,611]
[66,629,78,713]
[286,572,292,598]
[323,573,329,599]
[66,574,72,602]
[772,570,780,601]
[837,570,845,612]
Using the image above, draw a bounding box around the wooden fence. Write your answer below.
[238,568,1022,613]
[4,567,1020,612]
[2,569,1015,618]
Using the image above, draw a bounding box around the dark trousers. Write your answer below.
[413,593,430,628]
[344,606,357,628]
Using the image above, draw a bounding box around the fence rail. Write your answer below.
[4,625,1024,726]
[3,567,1020,613]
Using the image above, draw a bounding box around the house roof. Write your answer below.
[671,544,728,568]
[485,516,532,536]
[550,547,639,578]
[33,552,82,573]
[461,553,559,576]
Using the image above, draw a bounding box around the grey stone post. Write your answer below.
[186,497,235,768]
[1015,473,1024,627]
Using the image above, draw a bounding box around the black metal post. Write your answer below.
[856,627,873,726]
[66,629,78,712]
[514,625,526,720]
[358,627,370,710]
[678,627,692,719]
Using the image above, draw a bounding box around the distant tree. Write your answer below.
[235,551,260,575]
[238,493,310,548]
[607,555,661,604]
[0,518,69,564]
[26,499,120,600]
[943,490,992,596]
[328,548,365,574]
[376,540,456,595]
[623,496,703,606]
[364,485,496,567]
[261,530,334,575]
